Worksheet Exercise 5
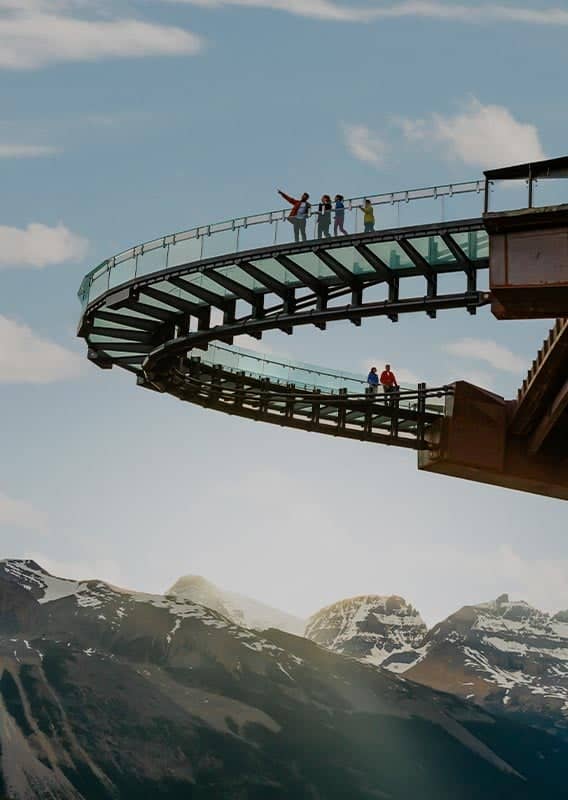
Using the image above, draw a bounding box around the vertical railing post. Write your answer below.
[337,388,348,432]
[364,386,374,436]
[311,389,321,429]
[285,384,296,420]
[416,382,427,445]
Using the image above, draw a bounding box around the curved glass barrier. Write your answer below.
[79,179,485,308]
[196,344,446,412]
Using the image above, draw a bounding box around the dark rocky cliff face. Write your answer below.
[1,560,568,799]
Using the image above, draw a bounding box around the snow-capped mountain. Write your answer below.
[306,590,568,740]
[167,574,305,635]
[6,559,564,799]
[405,594,568,737]
[305,594,427,670]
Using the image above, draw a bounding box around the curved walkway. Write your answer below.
[77,185,490,449]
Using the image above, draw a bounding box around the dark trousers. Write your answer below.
[291,217,307,242]
[383,385,397,405]
[317,214,331,239]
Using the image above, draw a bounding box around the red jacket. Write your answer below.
[380,370,398,387]
[279,191,310,217]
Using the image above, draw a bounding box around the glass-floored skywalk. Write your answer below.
[78,179,490,450]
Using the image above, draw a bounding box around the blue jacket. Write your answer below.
[367,371,379,385]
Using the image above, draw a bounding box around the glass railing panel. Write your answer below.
[136,246,168,278]
[287,251,338,282]
[366,241,416,269]
[406,235,457,266]
[329,245,377,277]
[201,229,239,261]
[89,265,110,299]
[108,255,136,290]
[167,237,203,269]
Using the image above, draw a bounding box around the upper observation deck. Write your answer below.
[78,179,488,309]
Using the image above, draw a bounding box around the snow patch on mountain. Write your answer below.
[305,594,427,669]
[167,574,305,635]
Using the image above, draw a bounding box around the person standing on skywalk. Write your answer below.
[278,189,311,243]
[317,194,332,239]
[380,364,399,405]
[367,366,379,394]
[359,199,375,233]
[334,194,348,236]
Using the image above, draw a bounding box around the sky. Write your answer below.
[1,0,568,627]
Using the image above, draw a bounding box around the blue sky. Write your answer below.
[1,0,567,626]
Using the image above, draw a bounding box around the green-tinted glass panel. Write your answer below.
[201,229,239,261]
[288,251,337,281]
[109,256,136,289]
[252,257,299,287]
[90,266,110,299]
[136,247,168,277]
[406,236,457,266]
[167,238,203,268]
[366,241,415,269]
[152,280,206,306]
[330,246,377,277]
[181,271,234,298]
[452,230,489,260]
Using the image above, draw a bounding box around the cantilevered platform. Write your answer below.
[77,162,568,499]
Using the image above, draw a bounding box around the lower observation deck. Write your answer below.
[164,344,451,450]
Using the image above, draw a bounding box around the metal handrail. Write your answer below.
[78,178,484,301]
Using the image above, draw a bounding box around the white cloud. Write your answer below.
[174,0,568,26]
[0,491,48,533]
[0,316,85,383]
[343,124,387,167]
[0,10,202,70]
[400,98,545,169]
[0,222,87,269]
[444,337,526,375]
[0,143,58,157]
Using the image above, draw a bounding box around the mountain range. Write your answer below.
[2,559,568,799]
[305,592,568,740]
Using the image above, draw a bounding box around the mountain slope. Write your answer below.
[305,594,428,670]
[2,560,568,799]
[306,591,568,740]
[167,573,305,634]
[405,593,568,737]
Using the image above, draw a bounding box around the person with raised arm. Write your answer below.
[278,189,311,243]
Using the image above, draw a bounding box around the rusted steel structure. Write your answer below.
[421,160,568,499]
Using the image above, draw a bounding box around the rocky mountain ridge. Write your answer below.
[305,594,427,671]
[167,574,305,635]
[305,591,568,738]
[2,558,568,799]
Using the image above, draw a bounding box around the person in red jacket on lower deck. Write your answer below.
[380,364,398,405]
